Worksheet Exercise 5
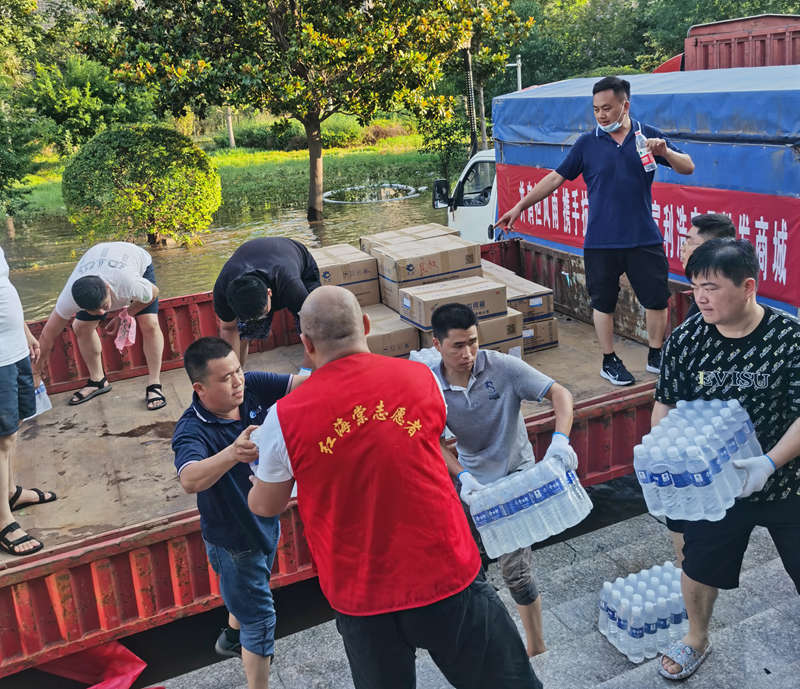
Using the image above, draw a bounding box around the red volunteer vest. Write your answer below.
[277,352,480,615]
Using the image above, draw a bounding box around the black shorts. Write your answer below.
[75,263,159,321]
[335,573,542,689]
[666,517,686,533]
[682,496,800,591]
[584,244,669,313]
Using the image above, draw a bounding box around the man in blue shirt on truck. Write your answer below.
[496,76,695,386]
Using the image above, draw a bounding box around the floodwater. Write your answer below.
[4,194,446,321]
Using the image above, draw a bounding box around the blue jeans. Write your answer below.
[205,537,278,657]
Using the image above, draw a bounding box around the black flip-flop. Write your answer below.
[145,383,167,411]
[0,521,43,557]
[69,377,112,405]
[9,485,57,512]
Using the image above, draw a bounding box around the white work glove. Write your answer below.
[543,432,578,472]
[731,455,776,498]
[458,470,485,504]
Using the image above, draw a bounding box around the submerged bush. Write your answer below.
[63,125,221,245]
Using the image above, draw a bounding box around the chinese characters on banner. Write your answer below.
[496,163,800,307]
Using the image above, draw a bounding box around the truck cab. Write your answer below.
[432,148,497,245]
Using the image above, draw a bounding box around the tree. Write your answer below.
[20,56,155,156]
[0,100,38,236]
[418,105,471,182]
[62,125,221,245]
[465,1,535,148]
[88,0,473,220]
[0,0,40,84]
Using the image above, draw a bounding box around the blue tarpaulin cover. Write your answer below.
[492,65,800,146]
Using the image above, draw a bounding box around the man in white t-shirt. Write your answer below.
[36,242,166,410]
[1,245,57,556]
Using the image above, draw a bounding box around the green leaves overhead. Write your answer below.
[90,0,474,125]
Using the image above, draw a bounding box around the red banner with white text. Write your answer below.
[496,163,800,307]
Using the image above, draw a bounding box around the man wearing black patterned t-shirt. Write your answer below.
[652,239,800,681]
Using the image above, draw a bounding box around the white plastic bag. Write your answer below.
[24,382,53,421]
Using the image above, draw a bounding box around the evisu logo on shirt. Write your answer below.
[698,370,770,390]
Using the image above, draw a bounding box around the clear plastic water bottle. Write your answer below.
[690,431,734,504]
[649,446,675,515]
[634,444,663,514]
[701,424,743,497]
[724,400,763,456]
[617,601,630,653]
[666,447,699,520]
[644,601,658,659]
[655,597,671,653]
[599,582,612,636]
[712,415,744,462]
[627,606,645,663]
[538,458,572,533]
[668,593,684,641]
[684,445,726,520]
[564,468,593,519]
[470,490,503,558]
[505,472,536,548]
[607,590,621,643]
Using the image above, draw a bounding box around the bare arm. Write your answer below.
[440,437,465,478]
[766,417,800,468]
[288,374,309,392]
[495,170,565,230]
[651,400,674,427]
[178,425,259,494]
[544,382,573,436]
[647,139,694,175]
[219,318,241,354]
[128,285,160,317]
[248,477,295,517]
[35,311,70,373]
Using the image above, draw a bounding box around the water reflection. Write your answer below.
[5,197,447,320]
[323,183,420,204]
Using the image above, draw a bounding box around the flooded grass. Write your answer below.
[18,135,435,224]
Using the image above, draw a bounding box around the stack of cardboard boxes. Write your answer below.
[310,223,557,359]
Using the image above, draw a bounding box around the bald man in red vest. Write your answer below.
[248,286,542,689]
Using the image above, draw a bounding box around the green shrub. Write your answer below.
[62,124,221,245]
[319,114,363,148]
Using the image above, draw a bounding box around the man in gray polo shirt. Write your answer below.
[432,303,576,657]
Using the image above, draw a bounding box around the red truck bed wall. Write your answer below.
[684,14,800,70]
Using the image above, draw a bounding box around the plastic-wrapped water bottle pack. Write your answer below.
[469,456,592,558]
[598,561,688,663]
[634,399,761,521]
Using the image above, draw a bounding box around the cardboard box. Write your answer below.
[372,236,482,311]
[419,307,523,357]
[481,260,554,322]
[359,223,459,254]
[398,276,507,331]
[310,244,379,306]
[478,308,524,355]
[364,303,420,357]
[522,317,559,354]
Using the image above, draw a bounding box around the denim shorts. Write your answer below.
[75,263,159,321]
[0,356,35,437]
[205,537,278,657]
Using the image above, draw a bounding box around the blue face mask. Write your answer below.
[598,101,627,133]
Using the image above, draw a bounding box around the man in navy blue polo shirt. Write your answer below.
[172,336,306,689]
[496,76,694,386]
